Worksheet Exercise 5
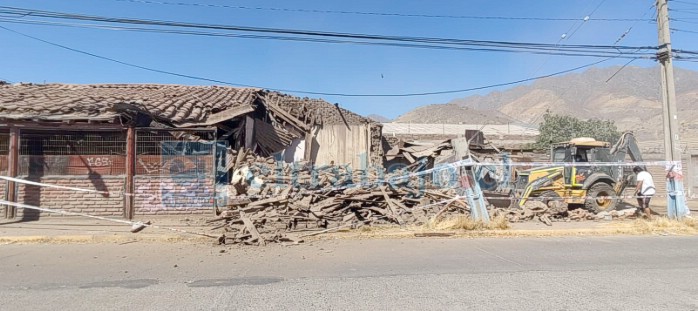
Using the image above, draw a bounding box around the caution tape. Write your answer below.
[0,199,218,238]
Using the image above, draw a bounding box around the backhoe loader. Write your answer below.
[513,131,643,213]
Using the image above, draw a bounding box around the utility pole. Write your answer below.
[656,0,688,218]
[656,0,680,162]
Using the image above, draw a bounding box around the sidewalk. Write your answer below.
[3,213,696,245]
[0,216,216,244]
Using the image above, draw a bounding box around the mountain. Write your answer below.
[392,103,516,124]
[366,114,391,123]
[393,66,698,143]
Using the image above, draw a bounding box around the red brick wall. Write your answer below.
[15,176,125,218]
[134,176,214,215]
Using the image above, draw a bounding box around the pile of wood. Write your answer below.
[211,183,479,245]
[211,152,624,245]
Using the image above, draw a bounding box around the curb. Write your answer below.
[3,226,696,245]
[0,234,214,245]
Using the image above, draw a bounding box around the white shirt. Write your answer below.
[637,171,656,196]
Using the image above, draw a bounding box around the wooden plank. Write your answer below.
[380,186,404,225]
[240,211,265,246]
[264,99,310,132]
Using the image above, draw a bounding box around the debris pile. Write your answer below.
[211,149,640,245]
[211,185,480,245]
[492,201,640,226]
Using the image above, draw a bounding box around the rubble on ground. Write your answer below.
[211,149,642,245]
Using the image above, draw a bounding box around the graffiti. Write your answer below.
[85,157,113,167]
[135,178,214,210]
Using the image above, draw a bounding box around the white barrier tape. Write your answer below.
[0,157,689,209]
[0,199,218,238]
[0,175,110,195]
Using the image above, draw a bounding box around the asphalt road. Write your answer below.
[1,236,697,310]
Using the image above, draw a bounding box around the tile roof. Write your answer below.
[0,83,375,127]
[0,83,259,125]
[264,91,374,126]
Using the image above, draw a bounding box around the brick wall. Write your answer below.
[15,175,125,218]
[134,176,214,215]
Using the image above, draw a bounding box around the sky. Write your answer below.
[1,0,698,120]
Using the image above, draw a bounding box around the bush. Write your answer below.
[532,110,621,150]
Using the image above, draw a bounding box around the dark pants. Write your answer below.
[637,196,652,209]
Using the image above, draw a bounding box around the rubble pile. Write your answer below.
[213,149,478,245]
[492,201,639,226]
[212,149,641,245]
[212,185,479,246]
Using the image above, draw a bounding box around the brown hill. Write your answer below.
[396,66,698,147]
[392,103,515,124]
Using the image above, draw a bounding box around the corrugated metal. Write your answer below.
[311,124,370,169]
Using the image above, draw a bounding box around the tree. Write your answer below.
[532,110,621,150]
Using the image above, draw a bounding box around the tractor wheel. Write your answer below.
[584,183,618,213]
[532,190,567,214]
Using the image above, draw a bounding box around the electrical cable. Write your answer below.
[0,25,621,97]
[0,17,654,58]
[0,6,658,56]
[109,0,654,22]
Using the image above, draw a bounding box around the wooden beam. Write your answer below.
[5,127,19,219]
[263,99,310,132]
[124,127,136,220]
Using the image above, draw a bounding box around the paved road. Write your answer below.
[1,236,697,310]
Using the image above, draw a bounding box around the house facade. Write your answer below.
[0,83,382,220]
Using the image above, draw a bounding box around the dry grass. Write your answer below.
[423,215,510,231]
[624,217,698,234]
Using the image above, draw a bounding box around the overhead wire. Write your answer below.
[0,17,654,58]
[0,24,618,97]
[671,0,698,6]
[109,0,653,22]
[0,6,658,59]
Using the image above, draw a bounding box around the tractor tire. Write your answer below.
[584,183,618,213]
[532,190,567,214]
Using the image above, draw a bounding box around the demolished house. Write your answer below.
[0,83,383,220]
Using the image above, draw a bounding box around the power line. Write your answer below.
[109,0,653,22]
[0,7,658,60]
[0,16,655,59]
[0,7,655,52]
[671,27,698,33]
[671,0,698,6]
[0,25,623,97]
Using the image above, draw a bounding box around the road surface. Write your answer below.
[1,236,697,310]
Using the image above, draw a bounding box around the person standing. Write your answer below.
[633,166,656,219]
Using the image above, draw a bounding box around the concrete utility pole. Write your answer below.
[656,0,680,162]
[656,0,688,218]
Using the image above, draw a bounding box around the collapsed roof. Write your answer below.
[0,83,375,127]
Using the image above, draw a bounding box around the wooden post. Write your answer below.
[124,127,135,219]
[304,128,314,163]
[5,127,19,219]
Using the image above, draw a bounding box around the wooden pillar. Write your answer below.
[5,127,19,219]
[304,128,314,163]
[124,127,135,219]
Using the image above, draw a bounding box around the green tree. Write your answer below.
[532,110,621,150]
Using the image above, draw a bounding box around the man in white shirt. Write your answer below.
[633,166,656,219]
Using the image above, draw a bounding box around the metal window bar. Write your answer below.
[0,131,8,176]
[135,129,215,177]
[18,130,127,176]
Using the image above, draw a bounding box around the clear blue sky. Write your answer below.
[1,0,697,119]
